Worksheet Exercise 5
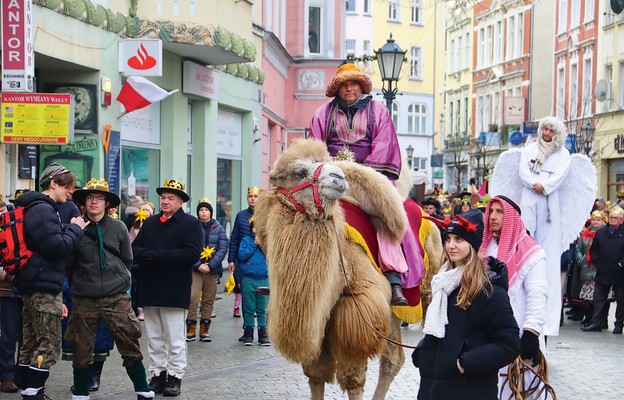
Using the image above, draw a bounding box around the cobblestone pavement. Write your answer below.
[2,286,621,400]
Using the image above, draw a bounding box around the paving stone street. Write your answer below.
[1,282,621,400]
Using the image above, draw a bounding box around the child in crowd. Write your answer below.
[237,217,270,346]
[414,209,520,399]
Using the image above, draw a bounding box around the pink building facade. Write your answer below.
[260,0,345,187]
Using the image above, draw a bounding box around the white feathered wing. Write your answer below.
[489,148,523,203]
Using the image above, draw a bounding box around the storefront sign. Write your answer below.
[121,39,162,76]
[1,0,34,92]
[1,92,74,144]
[183,61,219,100]
[217,109,242,158]
[120,102,160,144]
[505,97,524,125]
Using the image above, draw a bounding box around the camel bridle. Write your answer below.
[277,164,325,214]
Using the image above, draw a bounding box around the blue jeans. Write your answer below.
[0,297,22,381]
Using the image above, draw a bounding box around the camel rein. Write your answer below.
[336,230,418,349]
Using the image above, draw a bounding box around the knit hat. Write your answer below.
[446,209,484,252]
[196,197,213,216]
[325,64,373,97]
[40,163,70,187]
[156,179,189,202]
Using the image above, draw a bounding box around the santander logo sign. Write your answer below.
[127,44,157,70]
[121,39,162,77]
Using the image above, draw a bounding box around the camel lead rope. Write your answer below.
[499,352,556,400]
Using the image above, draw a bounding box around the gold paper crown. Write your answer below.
[84,178,110,191]
[617,190,624,198]
[0,194,3,202]
[441,207,452,214]
[198,197,212,205]
[163,180,185,192]
[13,189,29,200]
[591,210,604,219]
[475,201,487,209]
[610,206,624,216]
[247,186,261,195]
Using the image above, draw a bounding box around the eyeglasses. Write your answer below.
[86,195,106,203]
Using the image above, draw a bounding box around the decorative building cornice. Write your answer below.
[34,0,262,84]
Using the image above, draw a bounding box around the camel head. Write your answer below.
[269,139,347,217]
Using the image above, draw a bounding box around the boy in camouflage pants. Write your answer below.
[66,179,153,400]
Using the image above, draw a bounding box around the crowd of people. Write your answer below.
[0,169,270,399]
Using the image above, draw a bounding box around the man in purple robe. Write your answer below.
[309,64,408,305]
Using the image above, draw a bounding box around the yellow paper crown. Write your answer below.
[590,210,604,219]
[84,178,110,191]
[247,186,261,195]
[0,194,3,202]
[441,207,452,215]
[617,190,624,198]
[475,201,487,209]
[610,206,624,216]
[163,179,185,192]
[198,197,212,205]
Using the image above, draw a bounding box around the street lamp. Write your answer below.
[406,145,414,169]
[581,120,595,156]
[471,137,484,186]
[375,34,406,113]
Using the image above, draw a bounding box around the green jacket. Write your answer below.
[68,215,133,298]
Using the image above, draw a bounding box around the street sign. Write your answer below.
[1,92,74,144]
[1,0,34,92]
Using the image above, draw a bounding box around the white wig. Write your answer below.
[537,116,567,149]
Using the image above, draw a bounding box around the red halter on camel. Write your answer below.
[277,164,325,214]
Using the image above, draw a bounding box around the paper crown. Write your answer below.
[247,186,262,195]
[610,206,624,216]
[156,179,189,202]
[590,210,605,219]
[198,197,212,205]
[84,178,110,191]
[163,180,185,192]
[617,189,624,198]
[11,189,30,203]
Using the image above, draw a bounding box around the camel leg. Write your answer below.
[336,362,367,400]
[372,316,405,400]
[302,346,336,400]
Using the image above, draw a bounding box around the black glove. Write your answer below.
[469,178,476,185]
[141,250,158,263]
[520,331,541,365]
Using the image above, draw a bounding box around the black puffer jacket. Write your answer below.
[413,257,520,400]
[14,192,84,295]
[590,223,624,286]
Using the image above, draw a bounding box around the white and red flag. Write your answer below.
[116,76,178,114]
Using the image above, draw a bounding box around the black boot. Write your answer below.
[242,327,254,346]
[148,370,167,394]
[258,326,271,346]
[163,375,181,397]
[21,366,49,400]
[390,284,408,306]
[14,364,29,390]
[89,360,104,391]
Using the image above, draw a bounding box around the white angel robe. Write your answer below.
[517,143,570,336]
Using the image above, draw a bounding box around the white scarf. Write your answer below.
[423,262,465,338]
[530,136,559,174]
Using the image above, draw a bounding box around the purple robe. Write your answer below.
[310,98,402,180]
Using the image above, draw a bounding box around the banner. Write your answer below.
[1,0,34,92]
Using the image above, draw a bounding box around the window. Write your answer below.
[516,14,523,57]
[605,65,613,112]
[408,103,427,134]
[346,0,356,13]
[413,157,427,171]
[571,0,580,27]
[363,0,370,14]
[363,40,371,55]
[478,27,485,67]
[558,0,568,34]
[506,14,523,60]
[309,6,321,54]
[569,63,578,118]
[346,39,356,56]
[456,99,461,136]
[606,3,615,25]
[493,92,500,126]
[463,96,468,133]
[484,94,491,130]
[583,57,592,100]
[476,96,484,133]
[618,63,624,111]
[449,101,454,135]
[507,16,515,60]
[584,0,594,23]
[457,35,463,70]
[465,31,470,67]
[410,46,422,78]
[494,20,503,63]
[557,66,565,119]
[392,103,399,130]
[485,25,493,66]
[411,0,422,24]
[450,39,455,73]
[388,0,399,21]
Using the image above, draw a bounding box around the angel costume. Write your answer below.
[490,116,596,336]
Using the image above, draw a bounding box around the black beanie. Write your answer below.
[197,201,213,217]
[445,209,484,251]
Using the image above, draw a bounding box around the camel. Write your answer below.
[254,138,441,399]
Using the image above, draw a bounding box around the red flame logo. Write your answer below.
[127,44,157,70]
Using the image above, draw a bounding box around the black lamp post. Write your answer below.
[581,120,595,156]
[406,145,414,169]
[375,34,406,113]
[472,137,484,186]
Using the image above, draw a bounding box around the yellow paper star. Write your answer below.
[200,246,216,261]
[135,209,150,223]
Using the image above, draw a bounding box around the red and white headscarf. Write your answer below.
[479,196,542,287]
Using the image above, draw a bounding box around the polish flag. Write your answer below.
[116,76,178,114]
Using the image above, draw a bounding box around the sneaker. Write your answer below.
[233,307,241,318]
[137,308,145,321]
[186,320,197,342]
[162,376,181,397]
[148,371,167,394]
[242,327,253,346]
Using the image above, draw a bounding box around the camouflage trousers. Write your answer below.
[65,292,143,369]
[19,292,62,369]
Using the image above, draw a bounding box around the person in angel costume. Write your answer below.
[489,116,596,336]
